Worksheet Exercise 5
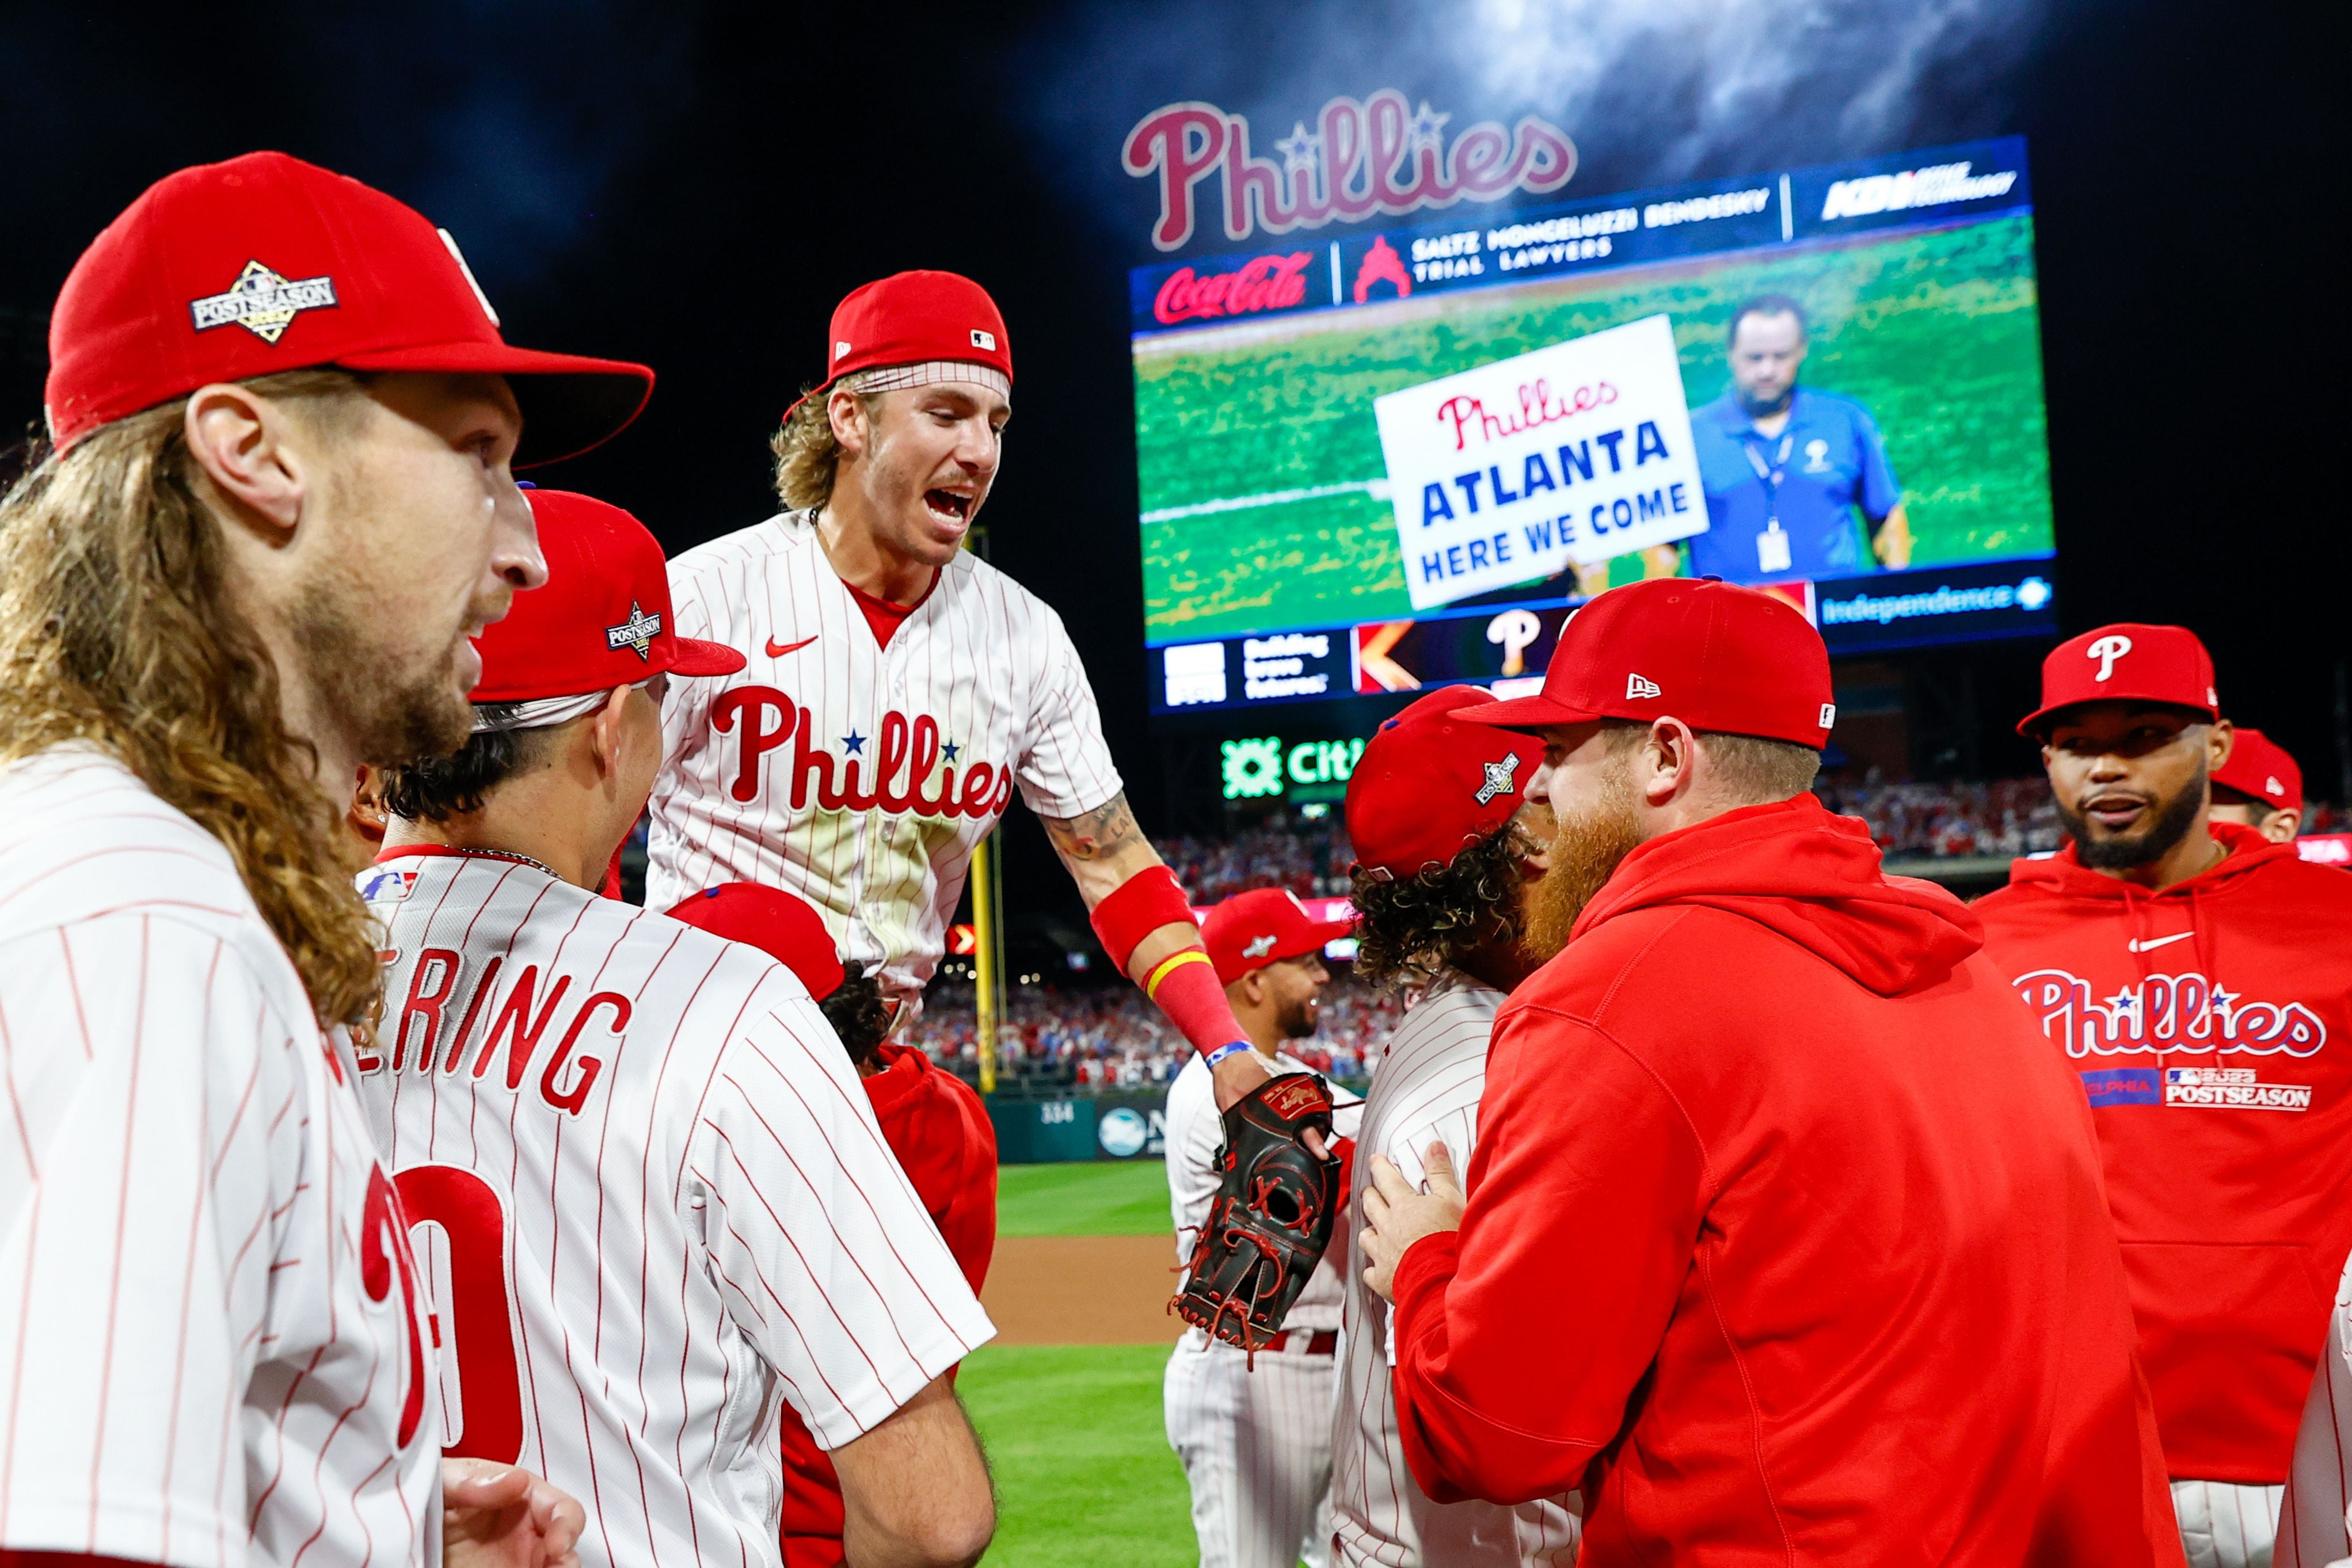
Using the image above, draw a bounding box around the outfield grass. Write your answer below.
[997,1160,1173,1238]
[1136,214,2053,642]
[963,1342,1196,1566]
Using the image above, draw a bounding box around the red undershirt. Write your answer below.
[844,573,935,649]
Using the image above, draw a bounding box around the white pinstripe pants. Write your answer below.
[1166,1332,1336,1568]
[2176,1479,2287,1568]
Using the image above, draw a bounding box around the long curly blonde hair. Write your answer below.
[0,371,383,1027]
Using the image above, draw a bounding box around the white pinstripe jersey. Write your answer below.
[1167,1048,1364,1339]
[356,845,992,1568]
[2281,1246,2352,1567]
[0,746,441,1568]
[1333,971,1580,1568]
[648,512,1123,1015]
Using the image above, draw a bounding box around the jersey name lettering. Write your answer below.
[359,951,625,1116]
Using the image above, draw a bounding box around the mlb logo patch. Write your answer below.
[2080,1067,2159,1107]
[359,866,418,904]
[971,328,997,351]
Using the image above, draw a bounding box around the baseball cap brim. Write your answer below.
[2014,696,2217,739]
[668,635,747,678]
[337,340,654,468]
[1279,917,1356,958]
[1453,691,1608,733]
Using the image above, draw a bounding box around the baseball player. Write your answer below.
[1975,625,2352,1568]
[2209,725,2305,844]
[1357,580,2183,1565]
[1164,888,1363,1568]
[665,881,998,1568]
[0,151,634,1567]
[647,271,1294,1122]
[1331,687,1580,1567]
[2278,1249,2352,1566]
[360,488,998,1568]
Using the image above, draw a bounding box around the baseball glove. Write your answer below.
[1173,1073,1340,1359]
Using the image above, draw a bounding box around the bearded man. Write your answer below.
[1975,623,2352,1568]
[1356,579,2183,1566]
[0,151,631,1567]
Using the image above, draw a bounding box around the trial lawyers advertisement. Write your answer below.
[1134,135,2058,715]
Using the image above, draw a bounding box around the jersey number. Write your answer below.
[395,1164,526,1462]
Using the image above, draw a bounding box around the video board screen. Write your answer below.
[1135,138,2057,714]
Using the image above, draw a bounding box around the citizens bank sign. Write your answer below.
[1123,89,1577,252]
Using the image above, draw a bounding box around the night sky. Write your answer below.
[1,0,2338,937]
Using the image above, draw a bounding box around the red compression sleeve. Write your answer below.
[1142,949,1251,1062]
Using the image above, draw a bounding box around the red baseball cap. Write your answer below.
[1201,889,1353,986]
[784,270,1012,420]
[2213,726,2302,813]
[2017,623,2218,737]
[45,151,653,467]
[1345,686,1536,881]
[1460,578,1835,748]
[471,489,743,707]
[665,884,844,1000]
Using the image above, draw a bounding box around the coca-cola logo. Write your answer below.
[1123,88,1577,253]
[1152,250,1312,325]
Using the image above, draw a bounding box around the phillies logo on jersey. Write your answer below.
[2014,967,2326,1059]
[1122,89,1577,252]
[711,684,1014,820]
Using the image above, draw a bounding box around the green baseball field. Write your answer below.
[968,1160,1205,1566]
[1135,214,2053,644]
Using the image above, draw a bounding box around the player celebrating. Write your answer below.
[1357,580,2182,1564]
[1974,625,2352,1567]
[2210,724,2305,843]
[1331,687,1580,1568]
[0,151,629,1568]
[666,881,998,1568]
[1161,888,1363,1568]
[363,490,997,1568]
[647,271,1285,1118]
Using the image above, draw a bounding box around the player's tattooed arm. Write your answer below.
[1041,791,1194,981]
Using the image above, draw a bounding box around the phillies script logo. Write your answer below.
[1438,378,1617,452]
[1124,89,1576,252]
[2014,968,2326,1060]
[713,686,1013,820]
[1153,250,1313,325]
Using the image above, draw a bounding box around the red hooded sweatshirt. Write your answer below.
[778,1042,997,1568]
[1388,794,2183,1566]
[1974,823,2352,1485]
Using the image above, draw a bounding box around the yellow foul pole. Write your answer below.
[965,525,1004,1095]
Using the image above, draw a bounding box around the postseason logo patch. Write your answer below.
[2164,1066,2312,1112]
[2080,1067,2160,1107]
[357,866,418,904]
[607,601,663,661]
[188,260,338,344]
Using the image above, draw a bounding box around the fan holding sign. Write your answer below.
[1373,313,1709,611]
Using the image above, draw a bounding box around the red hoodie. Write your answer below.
[778,1042,997,1568]
[1974,824,2352,1485]
[1388,794,2183,1566]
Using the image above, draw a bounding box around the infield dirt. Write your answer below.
[982,1234,1185,1346]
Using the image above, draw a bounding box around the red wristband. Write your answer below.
[1089,863,1197,974]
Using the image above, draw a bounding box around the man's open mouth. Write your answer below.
[924,489,973,524]
[2082,794,2151,832]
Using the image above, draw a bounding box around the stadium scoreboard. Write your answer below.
[1132,136,2059,717]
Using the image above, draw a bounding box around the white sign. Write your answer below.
[1373,314,1708,610]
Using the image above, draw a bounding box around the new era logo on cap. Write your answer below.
[2267,775,2286,797]
[835,340,853,361]
[2087,634,2133,682]
[1626,673,1662,700]
[971,328,997,351]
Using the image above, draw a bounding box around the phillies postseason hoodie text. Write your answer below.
[1975,823,2352,1485]
[1388,794,2183,1567]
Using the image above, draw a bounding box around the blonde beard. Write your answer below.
[1524,759,1645,961]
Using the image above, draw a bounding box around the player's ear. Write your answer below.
[828,386,871,460]
[587,686,633,781]
[2206,720,2234,774]
[184,382,311,538]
